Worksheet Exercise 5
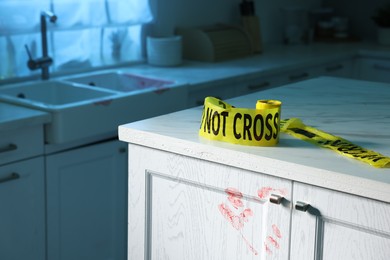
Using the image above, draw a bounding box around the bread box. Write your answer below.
[175,24,254,62]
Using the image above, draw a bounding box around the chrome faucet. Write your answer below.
[25,11,57,80]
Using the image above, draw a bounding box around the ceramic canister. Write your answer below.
[147,36,182,66]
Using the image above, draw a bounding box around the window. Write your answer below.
[0,0,153,80]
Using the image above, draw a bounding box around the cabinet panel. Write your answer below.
[356,58,390,83]
[236,75,287,96]
[128,144,292,260]
[0,125,44,165]
[322,221,390,259]
[187,83,238,107]
[319,60,354,78]
[0,157,45,260]
[290,182,390,260]
[46,140,128,260]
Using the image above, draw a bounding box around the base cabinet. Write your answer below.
[128,144,390,260]
[129,144,292,260]
[46,140,128,260]
[355,58,390,83]
[0,157,45,260]
[290,182,390,260]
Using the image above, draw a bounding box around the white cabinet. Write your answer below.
[187,59,355,108]
[128,144,292,259]
[281,60,354,85]
[46,139,128,260]
[315,60,354,79]
[0,157,46,260]
[187,82,239,107]
[126,144,390,260]
[355,58,390,83]
[0,125,44,166]
[290,182,390,260]
[1,116,46,260]
[236,74,287,96]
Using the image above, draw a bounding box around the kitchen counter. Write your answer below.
[1,42,389,143]
[0,102,50,131]
[119,76,390,202]
[125,42,390,86]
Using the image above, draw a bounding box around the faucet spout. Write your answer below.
[41,11,57,61]
[26,10,57,80]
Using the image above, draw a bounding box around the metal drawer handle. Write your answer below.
[295,201,310,212]
[289,72,309,81]
[325,64,343,72]
[247,81,270,90]
[373,64,390,71]
[0,143,17,154]
[269,194,284,205]
[0,172,20,184]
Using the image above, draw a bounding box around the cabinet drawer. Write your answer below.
[357,58,390,83]
[319,60,354,78]
[187,83,238,107]
[0,157,45,260]
[0,125,44,165]
[236,74,286,96]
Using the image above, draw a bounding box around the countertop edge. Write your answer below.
[119,125,390,203]
[0,104,51,131]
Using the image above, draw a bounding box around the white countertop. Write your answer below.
[119,77,390,202]
[0,102,51,131]
[124,42,390,86]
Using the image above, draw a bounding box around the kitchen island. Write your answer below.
[119,77,390,259]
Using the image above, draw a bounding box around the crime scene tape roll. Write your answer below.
[281,118,390,168]
[199,97,282,146]
[199,97,389,168]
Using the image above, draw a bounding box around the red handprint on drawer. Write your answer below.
[218,187,258,255]
[218,186,287,257]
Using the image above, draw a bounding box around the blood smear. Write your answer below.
[218,203,244,230]
[272,224,282,238]
[264,242,272,255]
[227,195,244,209]
[240,208,253,222]
[267,236,280,249]
[225,187,244,209]
[241,234,259,256]
[257,187,273,199]
[225,187,243,198]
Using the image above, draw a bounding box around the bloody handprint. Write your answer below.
[218,187,258,255]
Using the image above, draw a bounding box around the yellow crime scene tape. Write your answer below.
[280,118,390,168]
[199,97,390,168]
[199,97,282,146]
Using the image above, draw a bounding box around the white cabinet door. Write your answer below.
[236,74,287,96]
[0,157,45,260]
[318,60,354,78]
[128,144,292,260]
[187,82,239,107]
[290,182,390,260]
[46,140,128,260]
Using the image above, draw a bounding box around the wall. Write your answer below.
[148,0,322,45]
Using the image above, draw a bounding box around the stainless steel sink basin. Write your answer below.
[63,71,175,93]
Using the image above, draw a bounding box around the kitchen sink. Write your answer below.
[0,80,119,144]
[0,80,114,107]
[63,71,175,93]
[0,70,187,145]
